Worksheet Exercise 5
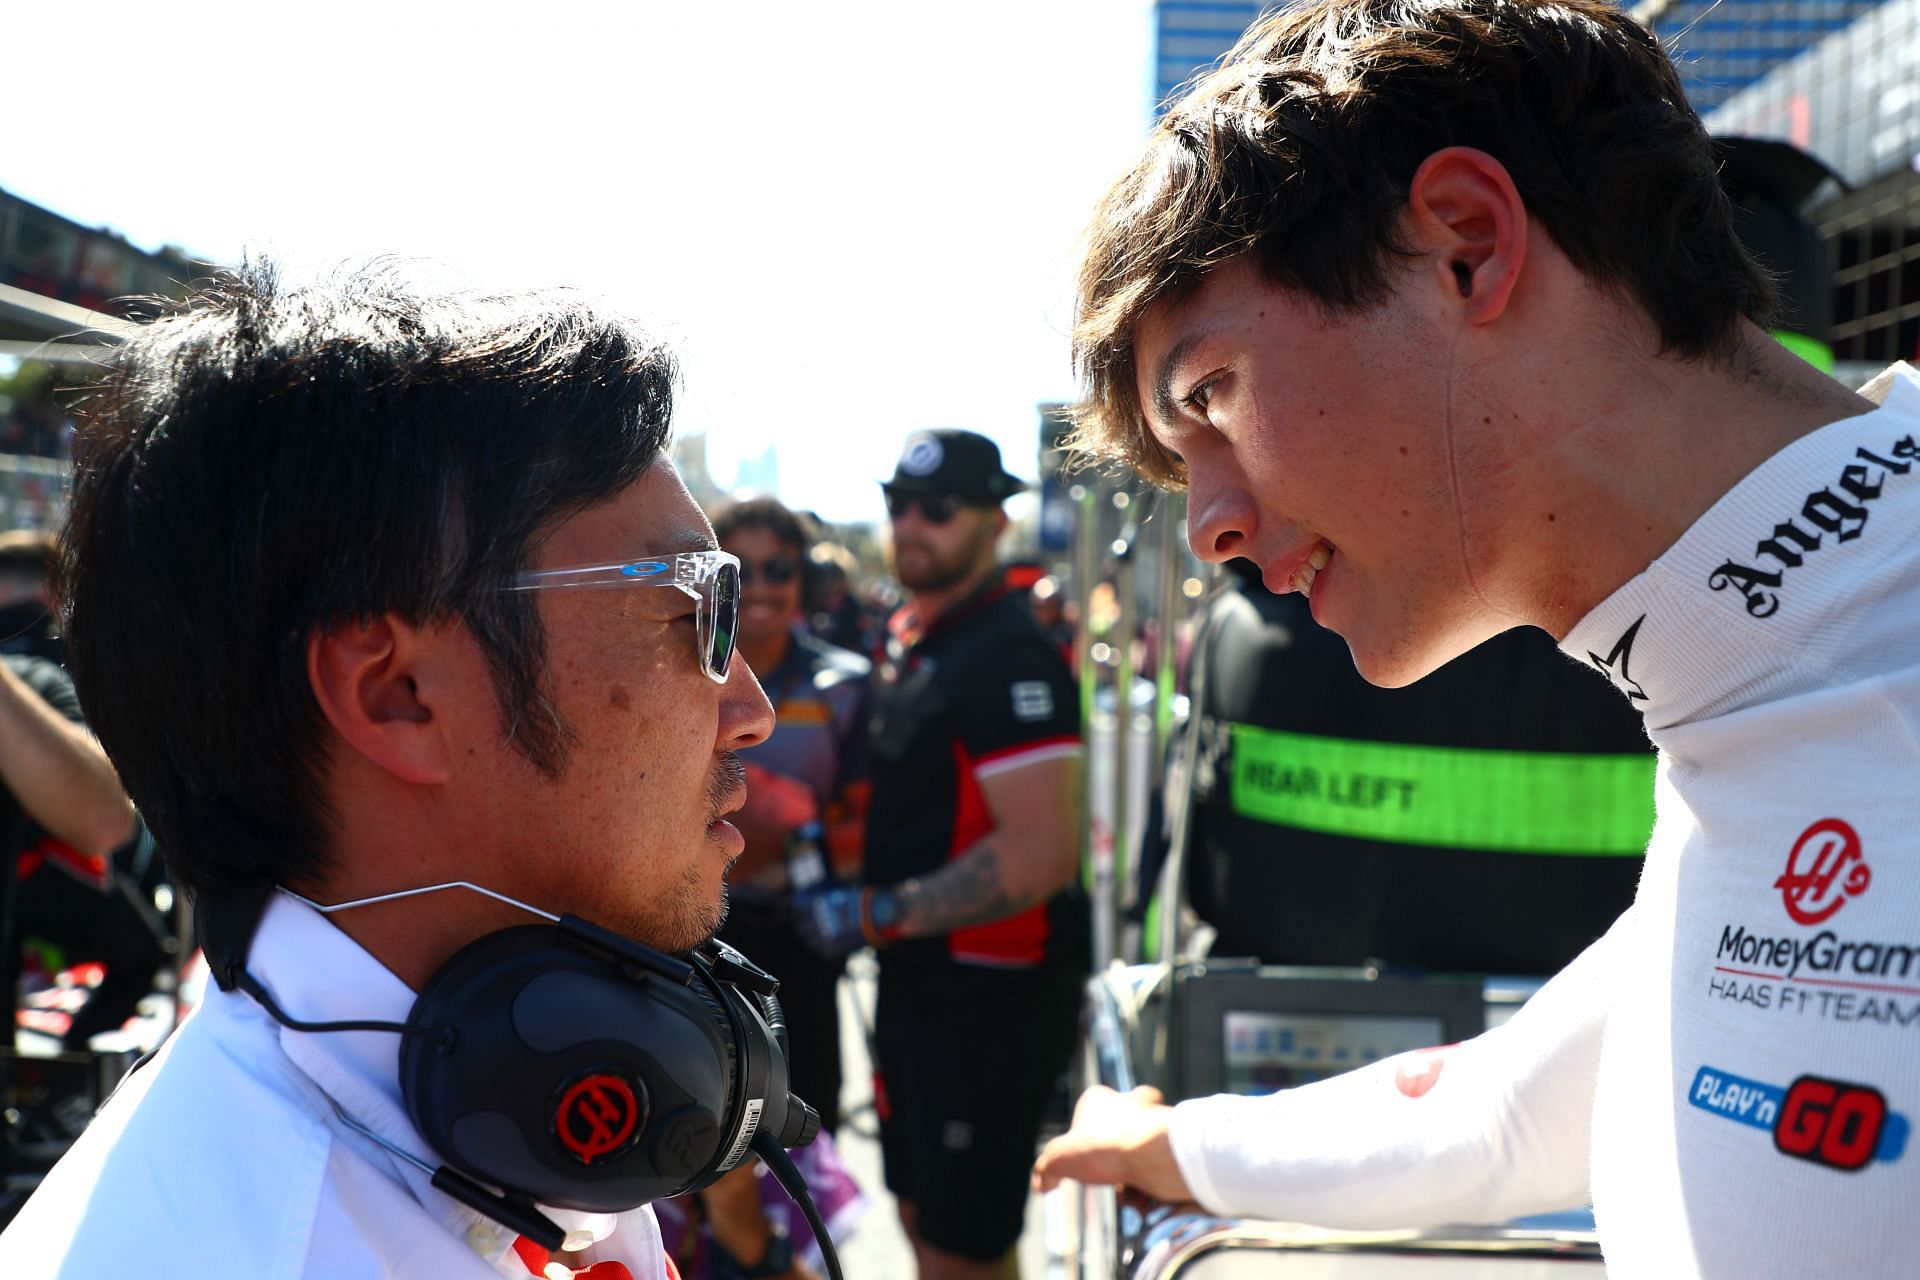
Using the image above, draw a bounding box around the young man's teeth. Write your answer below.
[1294,542,1333,597]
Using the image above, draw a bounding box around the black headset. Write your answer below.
[198,881,840,1275]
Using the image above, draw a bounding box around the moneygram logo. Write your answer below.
[1775,818,1870,925]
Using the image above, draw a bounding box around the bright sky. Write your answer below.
[4,1,1158,524]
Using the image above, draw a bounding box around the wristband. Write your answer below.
[859,886,903,948]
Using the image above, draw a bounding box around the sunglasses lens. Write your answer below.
[886,491,961,524]
[708,560,739,680]
[740,557,797,586]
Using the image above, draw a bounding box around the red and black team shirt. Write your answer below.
[864,577,1084,972]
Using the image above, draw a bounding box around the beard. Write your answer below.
[893,519,994,592]
[638,852,734,955]
[609,752,746,953]
[667,859,730,952]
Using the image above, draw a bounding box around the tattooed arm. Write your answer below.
[890,754,1081,938]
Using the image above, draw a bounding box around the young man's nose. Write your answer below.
[1187,487,1255,562]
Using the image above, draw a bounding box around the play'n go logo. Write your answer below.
[1775,818,1871,926]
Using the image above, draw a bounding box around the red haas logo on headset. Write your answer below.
[1775,818,1871,926]
[553,1069,643,1165]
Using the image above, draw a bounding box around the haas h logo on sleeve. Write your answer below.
[1776,818,1871,926]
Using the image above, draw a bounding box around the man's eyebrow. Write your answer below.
[1150,333,1205,430]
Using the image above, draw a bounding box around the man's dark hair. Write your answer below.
[712,495,812,561]
[55,262,677,896]
[1069,0,1781,486]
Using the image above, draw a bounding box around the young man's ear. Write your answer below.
[307,615,452,786]
[1405,146,1528,326]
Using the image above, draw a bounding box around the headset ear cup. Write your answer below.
[671,952,814,1193]
[398,925,741,1212]
[667,969,739,1189]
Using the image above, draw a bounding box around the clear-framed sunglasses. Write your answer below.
[501,549,740,684]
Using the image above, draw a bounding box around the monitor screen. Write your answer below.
[1223,1010,1445,1094]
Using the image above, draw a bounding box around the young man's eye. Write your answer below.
[1182,378,1219,414]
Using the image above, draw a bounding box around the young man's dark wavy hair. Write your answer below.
[55,262,677,897]
[1069,0,1781,486]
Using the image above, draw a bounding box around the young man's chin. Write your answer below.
[1342,629,1457,690]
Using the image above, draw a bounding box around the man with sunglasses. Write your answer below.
[3,264,774,1279]
[797,429,1087,1280]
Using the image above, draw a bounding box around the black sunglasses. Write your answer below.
[738,555,799,586]
[885,489,963,525]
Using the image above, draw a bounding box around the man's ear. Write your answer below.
[1405,146,1528,327]
[307,615,452,786]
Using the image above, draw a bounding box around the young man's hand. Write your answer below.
[1031,1085,1194,1203]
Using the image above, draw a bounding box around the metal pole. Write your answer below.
[1158,565,1218,969]
[1110,493,1138,943]
[1072,482,1099,824]
[1070,481,1110,971]
[1152,494,1185,778]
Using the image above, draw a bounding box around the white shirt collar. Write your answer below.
[242,891,622,1264]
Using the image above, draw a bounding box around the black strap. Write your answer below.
[194,881,276,992]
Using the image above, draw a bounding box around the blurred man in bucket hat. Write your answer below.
[796,429,1087,1280]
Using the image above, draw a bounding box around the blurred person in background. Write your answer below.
[1025,576,1074,665]
[662,495,873,1280]
[0,624,139,1077]
[797,429,1086,1280]
[0,530,173,1067]
[805,542,878,659]
[0,529,158,1080]
[0,531,66,666]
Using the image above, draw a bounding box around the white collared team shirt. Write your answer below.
[0,894,669,1279]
